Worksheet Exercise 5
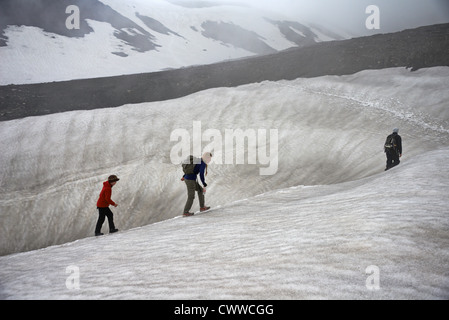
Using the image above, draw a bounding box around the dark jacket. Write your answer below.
[183,160,207,187]
[385,132,402,155]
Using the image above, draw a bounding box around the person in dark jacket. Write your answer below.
[384,128,402,171]
[182,152,212,216]
[95,175,120,236]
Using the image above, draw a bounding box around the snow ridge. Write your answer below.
[1,147,448,299]
[0,67,448,257]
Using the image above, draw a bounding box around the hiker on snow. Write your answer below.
[181,152,212,216]
[95,175,120,236]
[384,128,402,171]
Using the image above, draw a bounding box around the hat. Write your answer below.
[393,128,399,133]
[108,175,120,182]
[202,152,213,164]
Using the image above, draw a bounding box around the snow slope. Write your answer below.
[0,146,448,299]
[0,67,448,257]
[0,0,347,85]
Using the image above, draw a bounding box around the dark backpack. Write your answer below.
[384,134,397,153]
[182,155,200,175]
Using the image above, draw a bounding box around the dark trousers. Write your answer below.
[386,151,400,170]
[95,207,116,233]
[183,179,205,213]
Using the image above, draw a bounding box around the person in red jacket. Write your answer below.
[95,175,120,236]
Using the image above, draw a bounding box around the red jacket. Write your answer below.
[97,181,116,207]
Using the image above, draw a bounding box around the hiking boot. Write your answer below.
[200,206,211,212]
[95,232,104,236]
[183,212,194,217]
[110,229,119,234]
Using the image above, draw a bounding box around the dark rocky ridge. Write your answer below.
[201,21,277,55]
[1,23,448,122]
[0,0,159,50]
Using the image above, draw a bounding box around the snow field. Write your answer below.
[1,147,448,299]
[0,67,448,256]
[0,67,448,299]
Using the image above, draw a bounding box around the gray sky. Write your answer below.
[227,0,449,36]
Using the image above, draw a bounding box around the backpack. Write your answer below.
[182,155,200,175]
[384,134,397,152]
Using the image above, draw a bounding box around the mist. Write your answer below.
[224,0,449,36]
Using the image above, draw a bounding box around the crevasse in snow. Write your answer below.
[0,67,448,258]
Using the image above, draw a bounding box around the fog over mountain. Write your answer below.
[218,0,449,36]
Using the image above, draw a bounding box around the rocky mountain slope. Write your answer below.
[0,23,448,121]
[0,0,345,84]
